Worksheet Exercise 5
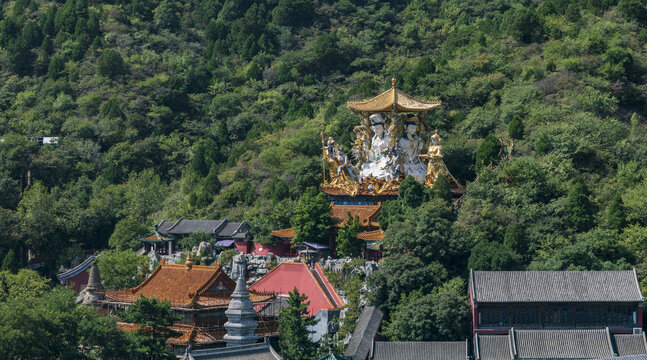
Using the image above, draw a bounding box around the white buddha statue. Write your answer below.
[360,114,395,181]
[397,116,426,183]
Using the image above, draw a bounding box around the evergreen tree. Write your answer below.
[191,142,209,177]
[468,241,519,271]
[120,296,179,360]
[508,117,524,139]
[475,134,502,171]
[566,182,594,232]
[48,54,66,80]
[503,223,526,256]
[272,0,315,27]
[246,60,263,81]
[87,12,100,37]
[22,21,43,49]
[278,288,318,360]
[265,178,290,203]
[101,96,124,118]
[204,166,221,196]
[55,0,76,33]
[336,215,362,258]
[155,0,180,31]
[40,36,53,55]
[399,175,427,208]
[431,174,452,204]
[41,5,57,36]
[97,49,126,78]
[1,249,19,274]
[7,39,34,76]
[608,193,627,230]
[290,187,331,245]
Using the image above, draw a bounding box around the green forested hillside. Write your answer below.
[0,0,647,302]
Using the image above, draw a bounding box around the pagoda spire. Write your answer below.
[223,254,258,347]
[82,260,105,305]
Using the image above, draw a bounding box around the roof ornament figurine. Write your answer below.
[321,77,460,197]
[224,253,259,347]
[185,251,193,270]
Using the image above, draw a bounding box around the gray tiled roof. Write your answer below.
[181,341,282,360]
[161,219,225,235]
[595,356,647,360]
[470,270,643,303]
[515,329,614,359]
[219,222,247,237]
[615,334,647,356]
[475,334,513,360]
[344,306,384,360]
[474,329,647,360]
[372,341,468,360]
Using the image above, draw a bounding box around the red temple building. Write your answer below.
[100,255,278,354]
[249,261,344,341]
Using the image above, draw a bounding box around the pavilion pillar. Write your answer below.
[638,303,643,329]
[168,240,174,255]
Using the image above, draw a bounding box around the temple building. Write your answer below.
[469,270,644,335]
[271,78,464,257]
[248,261,344,341]
[100,254,278,354]
[140,219,251,255]
[474,328,647,360]
[57,254,96,291]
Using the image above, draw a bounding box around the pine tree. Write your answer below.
[608,193,627,230]
[48,54,66,79]
[55,0,76,33]
[336,215,362,258]
[508,117,524,139]
[204,166,221,196]
[566,182,594,232]
[191,142,209,177]
[155,0,180,31]
[431,174,452,204]
[246,60,263,81]
[97,49,126,78]
[475,134,502,172]
[290,187,331,245]
[503,223,526,256]
[1,249,19,274]
[278,289,319,360]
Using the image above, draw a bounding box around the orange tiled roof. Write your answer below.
[331,204,381,228]
[105,260,274,308]
[271,228,295,238]
[357,229,385,241]
[168,326,220,346]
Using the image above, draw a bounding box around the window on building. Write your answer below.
[479,306,509,328]
[607,306,634,327]
[543,306,573,328]
[511,306,540,328]
[575,306,605,328]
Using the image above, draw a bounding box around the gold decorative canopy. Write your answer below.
[346,77,442,113]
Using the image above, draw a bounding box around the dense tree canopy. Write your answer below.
[0,0,647,348]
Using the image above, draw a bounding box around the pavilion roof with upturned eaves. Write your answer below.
[331,203,381,228]
[105,259,274,309]
[346,78,441,113]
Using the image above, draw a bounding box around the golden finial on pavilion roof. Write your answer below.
[185,252,193,270]
[391,77,396,88]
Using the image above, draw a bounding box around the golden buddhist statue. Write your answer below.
[319,77,463,196]
[419,130,463,189]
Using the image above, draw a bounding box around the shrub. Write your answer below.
[97,49,126,78]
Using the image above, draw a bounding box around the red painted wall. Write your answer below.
[251,240,293,257]
[65,269,90,292]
